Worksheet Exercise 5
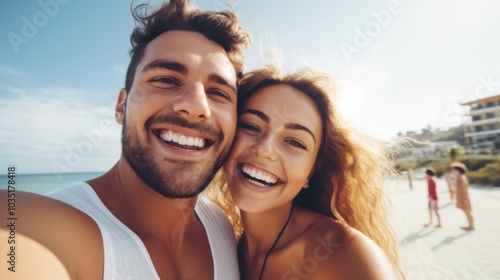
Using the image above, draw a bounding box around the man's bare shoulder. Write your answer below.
[300,215,399,280]
[0,190,103,279]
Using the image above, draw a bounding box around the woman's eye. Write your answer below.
[238,123,260,133]
[286,139,307,150]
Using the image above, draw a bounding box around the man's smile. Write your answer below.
[153,127,216,153]
[159,129,206,149]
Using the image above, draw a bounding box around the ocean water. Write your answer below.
[0,172,104,194]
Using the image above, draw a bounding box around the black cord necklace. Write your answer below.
[238,205,294,280]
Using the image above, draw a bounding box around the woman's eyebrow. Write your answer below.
[240,109,270,123]
[285,123,316,143]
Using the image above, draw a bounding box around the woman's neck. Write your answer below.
[240,203,294,256]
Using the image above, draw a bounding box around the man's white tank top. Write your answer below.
[48,182,239,280]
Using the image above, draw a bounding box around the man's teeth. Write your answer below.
[160,130,205,148]
[241,164,278,185]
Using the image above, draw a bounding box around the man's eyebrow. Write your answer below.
[142,60,187,74]
[209,73,237,93]
[240,109,316,143]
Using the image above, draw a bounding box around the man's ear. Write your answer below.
[115,89,127,125]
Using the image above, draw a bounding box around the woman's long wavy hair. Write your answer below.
[205,65,405,279]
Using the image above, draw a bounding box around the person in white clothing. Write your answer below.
[444,167,457,203]
[0,0,251,279]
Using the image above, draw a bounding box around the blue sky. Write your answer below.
[1,0,499,174]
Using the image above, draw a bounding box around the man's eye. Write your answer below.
[207,90,230,101]
[151,77,180,86]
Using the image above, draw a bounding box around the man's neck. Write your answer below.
[87,157,201,241]
[87,157,215,279]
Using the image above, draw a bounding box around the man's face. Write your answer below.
[115,30,238,198]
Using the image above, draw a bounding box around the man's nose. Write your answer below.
[172,82,211,121]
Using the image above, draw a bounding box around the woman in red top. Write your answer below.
[424,168,441,228]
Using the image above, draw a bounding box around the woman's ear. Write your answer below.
[303,180,309,189]
[308,161,320,179]
[115,89,127,125]
[303,156,323,189]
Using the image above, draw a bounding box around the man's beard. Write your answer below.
[121,113,230,199]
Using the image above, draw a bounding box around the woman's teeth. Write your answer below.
[241,164,278,187]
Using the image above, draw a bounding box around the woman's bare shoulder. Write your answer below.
[297,212,399,280]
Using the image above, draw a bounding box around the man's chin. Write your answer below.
[155,188,202,199]
[140,160,219,199]
[122,131,228,199]
[151,174,215,199]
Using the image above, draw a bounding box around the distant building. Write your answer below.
[462,94,500,150]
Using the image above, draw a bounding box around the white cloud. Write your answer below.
[0,84,121,174]
[330,0,500,140]
[0,64,26,77]
[335,64,500,140]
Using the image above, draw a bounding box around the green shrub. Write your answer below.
[459,157,500,172]
[394,162,413,172]
[467,162,500,186]
[394,156,500,186]
[427,160,453,177]
[450,147,459,160]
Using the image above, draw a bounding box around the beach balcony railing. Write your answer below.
[464,116,500,126]
[469,104,500,115]
[465,128,500,138]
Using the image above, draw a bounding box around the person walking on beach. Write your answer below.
[0,1,251,279]
[451,162,475,231]
[444,167,457,203]
[424,168,441,228]
[407,168,414,190]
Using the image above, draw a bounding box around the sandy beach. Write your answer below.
[387,177,500,280]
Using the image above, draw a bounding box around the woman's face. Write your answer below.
[224,85,323,213]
